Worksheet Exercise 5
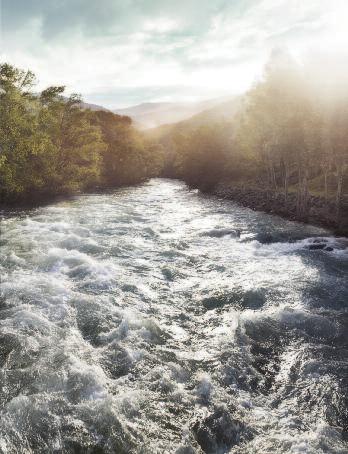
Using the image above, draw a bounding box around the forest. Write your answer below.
[1,60,347,230]
[0,63,163,203]
[150,55,348,230]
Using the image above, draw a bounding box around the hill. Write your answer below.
[145,96,242,141]
[113,97,234,129]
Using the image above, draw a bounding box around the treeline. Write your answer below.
[154,55,347,224]
[2,60,347,226]
[0,63,164,203]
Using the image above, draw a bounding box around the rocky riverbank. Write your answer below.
[212,181,348,237]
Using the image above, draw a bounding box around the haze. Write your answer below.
[2,0,348,109]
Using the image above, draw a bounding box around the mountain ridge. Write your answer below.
[113,97,235,129]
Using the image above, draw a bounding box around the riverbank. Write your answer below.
[1,177,347,237]
[211,180,348,237]
[0,181,148,211]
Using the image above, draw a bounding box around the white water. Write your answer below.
[0,179,347,453]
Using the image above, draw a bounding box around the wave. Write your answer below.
[0,179,347,452]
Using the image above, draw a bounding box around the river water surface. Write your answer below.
[0,179,347,453]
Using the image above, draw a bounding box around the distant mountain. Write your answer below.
[113,98,233,129]
[146,96,243,140]
[78,96,241,129]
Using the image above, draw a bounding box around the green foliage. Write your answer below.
[170,124,233,189]
[153,55,347,219]
[92,110,163,186]
[235,56,347,216]
[1,59,346,221]
[0,63,164,203]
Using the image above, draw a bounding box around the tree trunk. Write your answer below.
[336,166,343,220]
[284,163,289,206]
[302,167,309,220]
[324,169,328,208]
[296,166,302,217]
[271,163,277,190]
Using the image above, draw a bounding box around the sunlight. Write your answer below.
[1,1,347,452]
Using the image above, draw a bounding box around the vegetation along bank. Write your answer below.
[1,58,347,234]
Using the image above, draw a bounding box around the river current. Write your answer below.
[0,179,347,453]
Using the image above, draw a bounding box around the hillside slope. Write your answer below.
[145,96,242,145]
[114,97,235,129]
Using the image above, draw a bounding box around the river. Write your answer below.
[0,179,347,453]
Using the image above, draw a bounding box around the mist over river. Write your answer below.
[0,179,347,453]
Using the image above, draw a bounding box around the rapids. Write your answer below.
[0,179,347,453]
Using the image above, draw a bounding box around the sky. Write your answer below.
[1,0,348,108]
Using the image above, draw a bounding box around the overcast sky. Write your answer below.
[1,0,347,108]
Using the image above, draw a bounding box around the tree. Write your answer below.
[0,63,49,200]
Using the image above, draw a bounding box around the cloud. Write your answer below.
[1,0,348,107]
[2,0,222,40]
